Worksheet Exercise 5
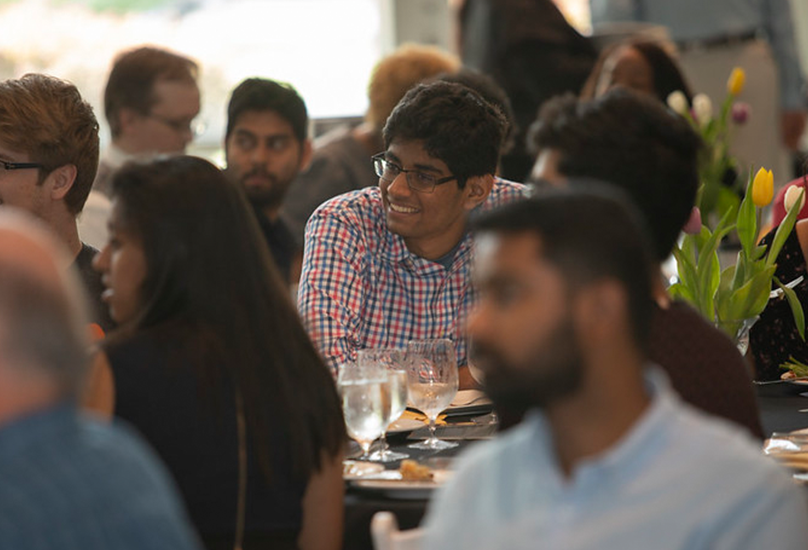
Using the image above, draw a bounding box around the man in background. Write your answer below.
[529,88,764,439]
[281,44,459,244]
[0,210,200,549]
[0,74,113,332]
[224,78,312,284]
[96,46,200,195]
[424,190,808,549]
[82,46,200,250]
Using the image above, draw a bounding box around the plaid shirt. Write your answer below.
[298,179,527,372]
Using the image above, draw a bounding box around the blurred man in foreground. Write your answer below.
[423,190,808,550]
[0,210,199,549]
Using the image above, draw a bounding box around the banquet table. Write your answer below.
[756,383,808,436]
[343,417,495,550]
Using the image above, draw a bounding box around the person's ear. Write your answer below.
[118,107,141,135]
[574,281,627,341]
[463,174,494,211]
[45,164,77,202]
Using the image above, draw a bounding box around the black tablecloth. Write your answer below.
[343,421,492,550]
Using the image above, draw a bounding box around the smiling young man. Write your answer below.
[298,81,526,376]
[224,78,312,284]
[0,74,113,333]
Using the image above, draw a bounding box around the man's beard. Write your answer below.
[473,316,585,414]
[240,169,288,211]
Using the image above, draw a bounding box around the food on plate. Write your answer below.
[780,357,808,379]
[399,459,433,481]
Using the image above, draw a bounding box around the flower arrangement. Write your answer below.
[667,67,750,227]
[670,167,805,347]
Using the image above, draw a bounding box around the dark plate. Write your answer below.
[754,380,808,397]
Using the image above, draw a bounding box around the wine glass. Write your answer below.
[358,348,409,462]
[337,361,387,461]
[405,339,459,450]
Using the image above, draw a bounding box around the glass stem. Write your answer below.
[379,431,389,455]
[428,415,437,441]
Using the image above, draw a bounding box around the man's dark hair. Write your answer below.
[529,88,702,261]
[383,81,507,188]
[104,46,198,138]
[226,78,308,143]
[473,184,655,351]
[435,68,516,156]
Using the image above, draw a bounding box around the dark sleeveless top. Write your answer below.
[750,229,808,381]
[105,324,306,549]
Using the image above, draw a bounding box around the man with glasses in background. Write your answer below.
[0,73,113,333]
[82,46,200,248]
[298,81,525,381]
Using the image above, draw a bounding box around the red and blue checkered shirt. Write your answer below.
[298,179,527,373]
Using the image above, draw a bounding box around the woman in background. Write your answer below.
[580,38,694,106]
[85,155,345,550]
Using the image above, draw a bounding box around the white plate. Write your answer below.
[343,460,385,480]
[350,470,452,499]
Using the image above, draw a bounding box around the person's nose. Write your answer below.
[386,171,413,199]
[92,245,109,273]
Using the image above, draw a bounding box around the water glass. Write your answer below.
[358,348,409,462]
[338,361,387,460]
[405,339,459,450]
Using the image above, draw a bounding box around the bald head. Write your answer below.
[0,209,90,416]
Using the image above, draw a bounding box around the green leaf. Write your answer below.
[668,282,694,303]
[736,175,757,256]
[775,277,806,341]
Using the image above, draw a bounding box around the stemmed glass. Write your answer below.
[358,348,409,462]
[337,361,388,461]
[405,339,459,450]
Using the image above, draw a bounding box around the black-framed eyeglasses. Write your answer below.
[148,113,207,138]
[372,153,458,194]
[0,160,43,172]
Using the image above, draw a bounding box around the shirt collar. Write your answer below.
[525,365,678,489]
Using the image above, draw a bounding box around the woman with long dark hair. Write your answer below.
[85,155,345,550]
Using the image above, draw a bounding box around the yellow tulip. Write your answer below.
[727,67,746,96]
[751,167,774,207]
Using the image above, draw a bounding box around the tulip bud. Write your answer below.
[682,206,702,235]
[752,167,774,207]
[666,90,689,116]
[784,185,806,213]
[731,102,750,124]
[692,94,713,125]
[727,67,746,96]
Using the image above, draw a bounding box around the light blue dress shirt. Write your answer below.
[0,404,201,550]
[423,367,808,550]
[589,0,806,109]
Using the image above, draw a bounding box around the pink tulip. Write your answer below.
[731,102,751,124]
[683,207,702,235]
